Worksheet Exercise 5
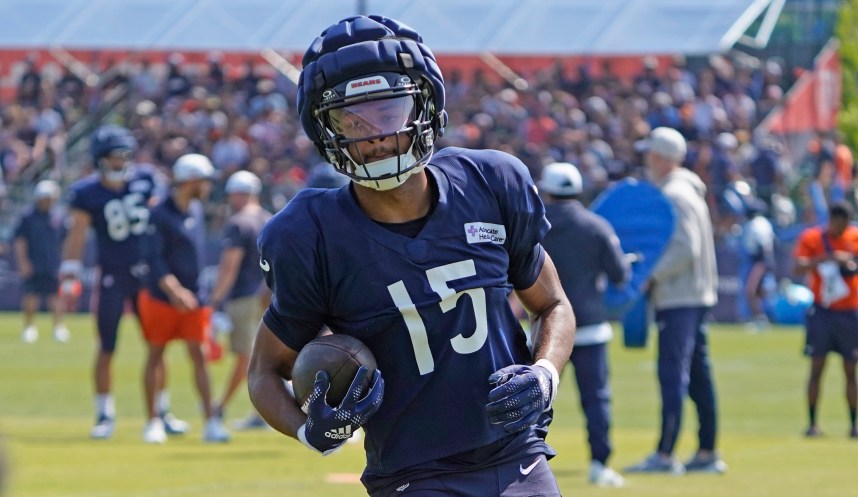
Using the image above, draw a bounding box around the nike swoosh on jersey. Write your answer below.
[396,483,410,492]
[259,259,270,272]
[519,458,541,475]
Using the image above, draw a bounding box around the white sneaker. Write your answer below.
[589,461,625,487]
[53,325,70,343]
[22,326,38,343]
[143,418,167,444]
[90,414,115,439]
[203,417,230,443]
[161,413,190,435]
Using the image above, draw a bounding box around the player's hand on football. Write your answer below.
[486,360,559,433]
[297,366,384,456]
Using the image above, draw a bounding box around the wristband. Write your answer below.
[296,423,345,456]
[60,259,83,278]
[534,358,559,410]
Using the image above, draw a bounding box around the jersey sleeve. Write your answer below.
[488,151,551,289]
[600,222,630,285]
[12,214,28,240]
[220,221,243,250]
[258,209,327,351]
[141,211,170,284]
[67,183,89,213]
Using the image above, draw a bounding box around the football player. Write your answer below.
[60,125,188,439]
[248,15,574,496]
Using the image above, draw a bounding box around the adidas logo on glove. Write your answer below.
[324,425,353,439]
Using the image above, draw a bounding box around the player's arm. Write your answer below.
[247,321,304,438]
[157,274,198,311]
[794,233,828,277]
[487,253,574,433]
[602,230,631,285]
[248,320,383,456]
[13,236,32,278]
[208,246,244,309]
[514,253,575,373]
[59,208,91,280]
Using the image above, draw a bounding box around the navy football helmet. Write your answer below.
[297,15,447,190]
[90,125,137,183]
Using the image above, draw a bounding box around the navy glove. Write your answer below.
[486,359,559,433]
[297,366,384,455]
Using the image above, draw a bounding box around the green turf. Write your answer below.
[1,312,855,496]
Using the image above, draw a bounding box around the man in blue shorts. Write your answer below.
[61,125,188,439]
[248,15,575,497]
[15,180,68,343]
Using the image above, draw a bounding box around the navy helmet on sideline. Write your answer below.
[90,125,137,183]
[297,15,447,191]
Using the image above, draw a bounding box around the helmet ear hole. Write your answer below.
[435,110,448,137]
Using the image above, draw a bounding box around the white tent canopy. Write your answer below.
[0,0,780,55]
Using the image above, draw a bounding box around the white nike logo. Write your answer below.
[520,458,541,475]
[259,259,270,272]
[396,483,410,492]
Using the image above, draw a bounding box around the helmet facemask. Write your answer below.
[314,73,436,191]
[98,149,133,184]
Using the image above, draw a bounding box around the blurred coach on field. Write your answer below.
[14,179,68,343]
[538,162,630,487]
[208,170,272,430]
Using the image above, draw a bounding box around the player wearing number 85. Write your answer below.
[249,15,575,497]
[61,125,188,440]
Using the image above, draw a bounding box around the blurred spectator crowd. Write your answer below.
[0,50,854,237]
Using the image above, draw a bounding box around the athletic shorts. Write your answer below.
[225,294,263,355]
[94,269,143,353]
[138,289,211,346]
[22,274,59,296]
[804,305,858,361]
[366,452,559,497]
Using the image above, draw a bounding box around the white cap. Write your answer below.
[538,162,583,197]
[173,154,214,183]
[34,179,60,200]
[642,127,687,162]
[225,170,261,195]
[716,131,738,150]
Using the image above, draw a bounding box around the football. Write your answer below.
[291,334,377,409]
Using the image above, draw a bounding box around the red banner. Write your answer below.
[763,39,841,134]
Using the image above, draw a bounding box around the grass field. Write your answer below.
[1,311,856,497]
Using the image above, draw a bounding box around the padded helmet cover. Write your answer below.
[297,15,446,159]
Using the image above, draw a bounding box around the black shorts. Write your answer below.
[804,305,858,361]
[22,274,59,296]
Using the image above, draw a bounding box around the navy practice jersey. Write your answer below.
[259,147,552,475]
[14,208,64,276]
[221,206,272,300]
[67,166,161,272]
[142,196,207,302]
